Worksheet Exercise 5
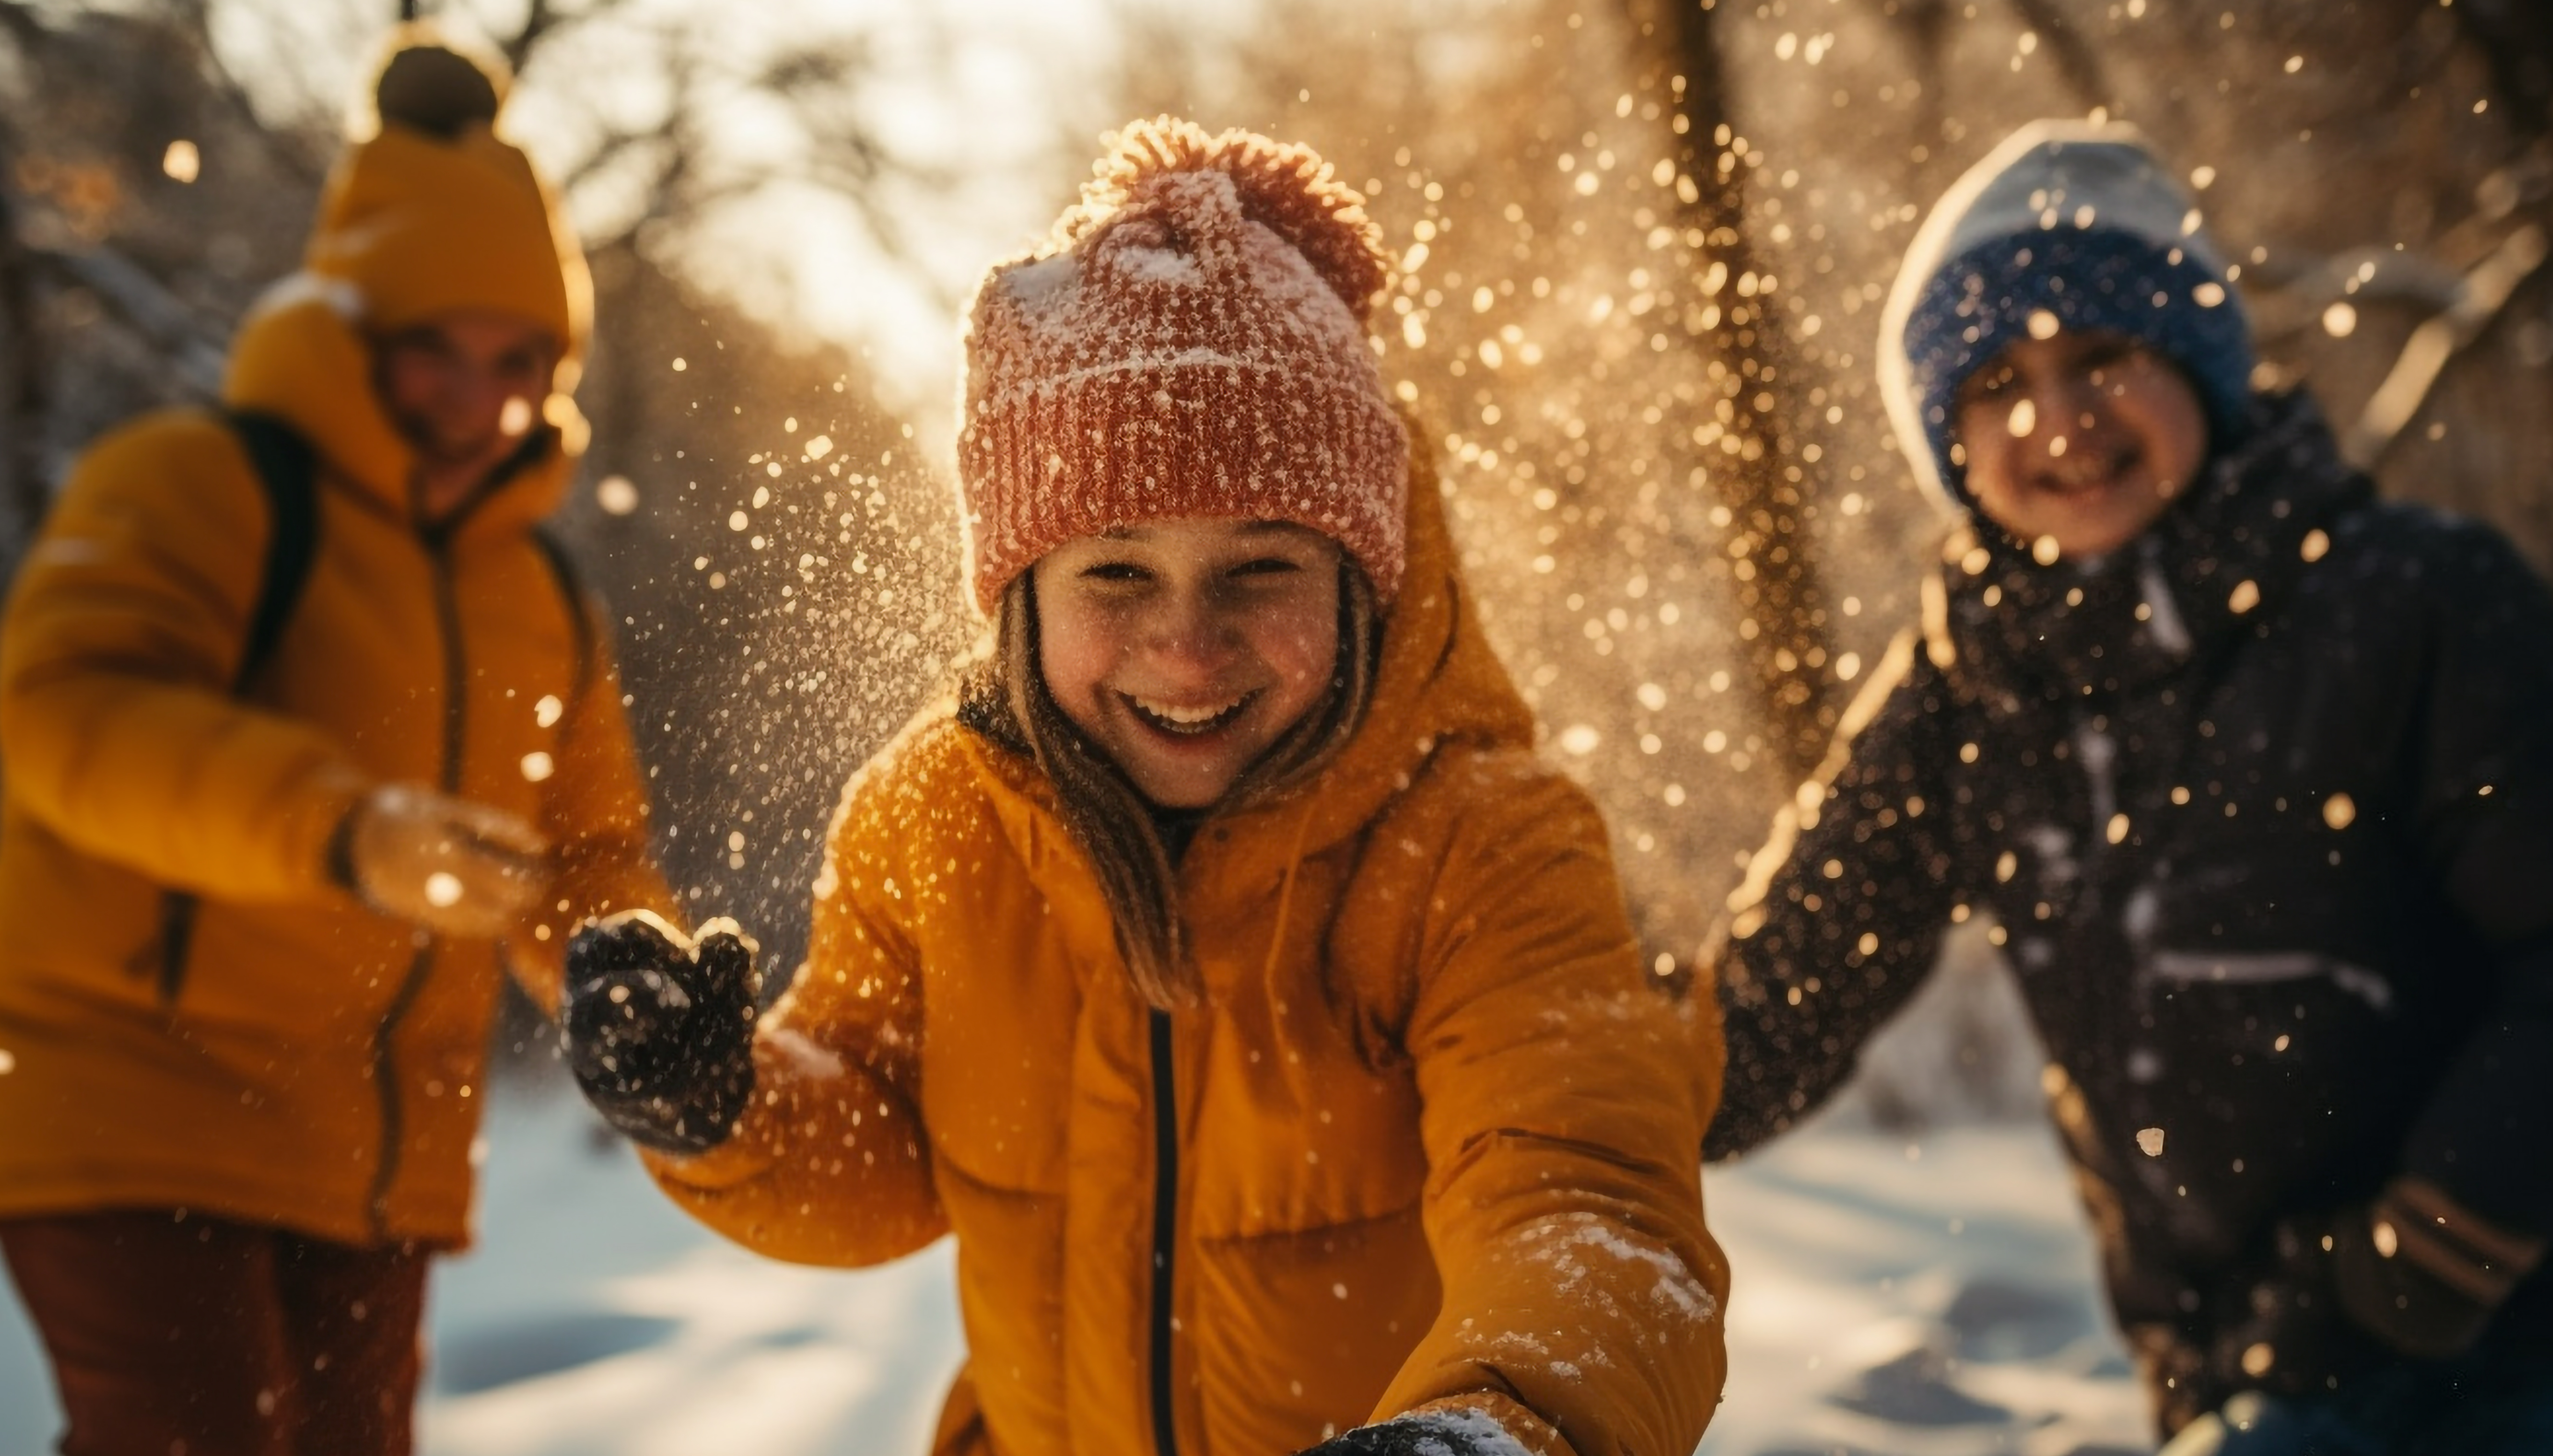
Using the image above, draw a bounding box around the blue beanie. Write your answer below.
[1877,121,2254,510]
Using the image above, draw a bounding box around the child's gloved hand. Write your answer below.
[337,783,549,939]
[2330,1176,2547,1361]
[562,909,761,1156]
[2206,1175,2547,1396]
[1299,1412,1529,1456]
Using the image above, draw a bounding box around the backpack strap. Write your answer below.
[221,409,321,691]
[138,410,323,1003]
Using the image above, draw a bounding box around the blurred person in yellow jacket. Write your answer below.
[0,34,670,1456]
[559,121,1728,1456]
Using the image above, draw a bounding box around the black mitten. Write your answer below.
[563,909,760,1155]
[1299,1412,1526,1456]
[2331,1176,2548,1361]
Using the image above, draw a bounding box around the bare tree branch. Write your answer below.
[2346,220,2552,468]
[505,0,656,74]
[503,0,556,71]
[0,0,45,51]
[556,124,665,197]
[161,0,333,186]
[9,187,228,400]
[552,21,954,307]
[37,253,220,383]
[1873,0,1952,160]
[2003,0,2110,110]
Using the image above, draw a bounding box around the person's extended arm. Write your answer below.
[1342,754,1725,1456]
[566,741,946,1268]
[509,603,675,1014]
[1704,632,1966,1161]
[1,414,556,940]
[0,416,365,900]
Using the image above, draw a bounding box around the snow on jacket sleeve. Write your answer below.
[1704,632,1964,1162]
[511,609,675,1017]
[2392,522,2553,1242]
[640,746,946,1267]
[1375,752,1727,1456]
[0,414,366,902]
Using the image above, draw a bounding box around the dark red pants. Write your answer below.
[0,1209,428,1456]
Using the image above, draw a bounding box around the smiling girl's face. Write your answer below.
[1032,517,1345,809]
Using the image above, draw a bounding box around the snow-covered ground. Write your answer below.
[0,1082,2154,1456]
[1698,1119,2153,1456]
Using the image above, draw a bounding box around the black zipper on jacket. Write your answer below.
[364,527,467,1237]
[1146,1006,1181,1456]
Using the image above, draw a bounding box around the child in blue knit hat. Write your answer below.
[1705,120,2553,1455]
[1880,120,2256,563]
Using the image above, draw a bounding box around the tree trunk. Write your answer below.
[0,137,52,559]
[1644,0,1843,785]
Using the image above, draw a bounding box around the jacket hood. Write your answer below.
[222,278,575,536]
[1237,442,1537,858]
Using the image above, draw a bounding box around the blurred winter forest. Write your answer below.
[2,0,2548,1117]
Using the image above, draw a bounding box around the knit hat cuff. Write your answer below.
[1903,227,2254,507]
[355,261,575,343]
[961,361,1410,612]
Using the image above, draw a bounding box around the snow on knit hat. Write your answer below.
[306,27,591,358]
[1878,119,2253,510]
[956,118,1410,614]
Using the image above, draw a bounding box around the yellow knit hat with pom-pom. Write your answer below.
[305,28,589,356]
[957,118,1409,612]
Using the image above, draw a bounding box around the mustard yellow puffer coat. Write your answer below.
[0,290,667,1248]
[650,458,1729,1456]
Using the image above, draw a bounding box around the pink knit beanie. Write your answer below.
[957,118,1410,614]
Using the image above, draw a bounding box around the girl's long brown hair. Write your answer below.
[957,556,1380,1008]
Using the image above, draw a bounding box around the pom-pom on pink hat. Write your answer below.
[957,118,1410,614]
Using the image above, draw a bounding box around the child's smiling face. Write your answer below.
[1955,327,2210,560]
[1033,517,1344,809]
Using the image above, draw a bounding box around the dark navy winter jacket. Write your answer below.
[1704,392,2553,1425]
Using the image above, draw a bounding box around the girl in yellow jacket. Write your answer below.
[564,120,1728,1456]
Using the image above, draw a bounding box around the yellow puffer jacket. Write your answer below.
[0,288,667,1248]
[651,455,1729,1456]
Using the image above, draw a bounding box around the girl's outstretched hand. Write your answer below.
[1300,1412,1529,1456]
[562,908,761,1156]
